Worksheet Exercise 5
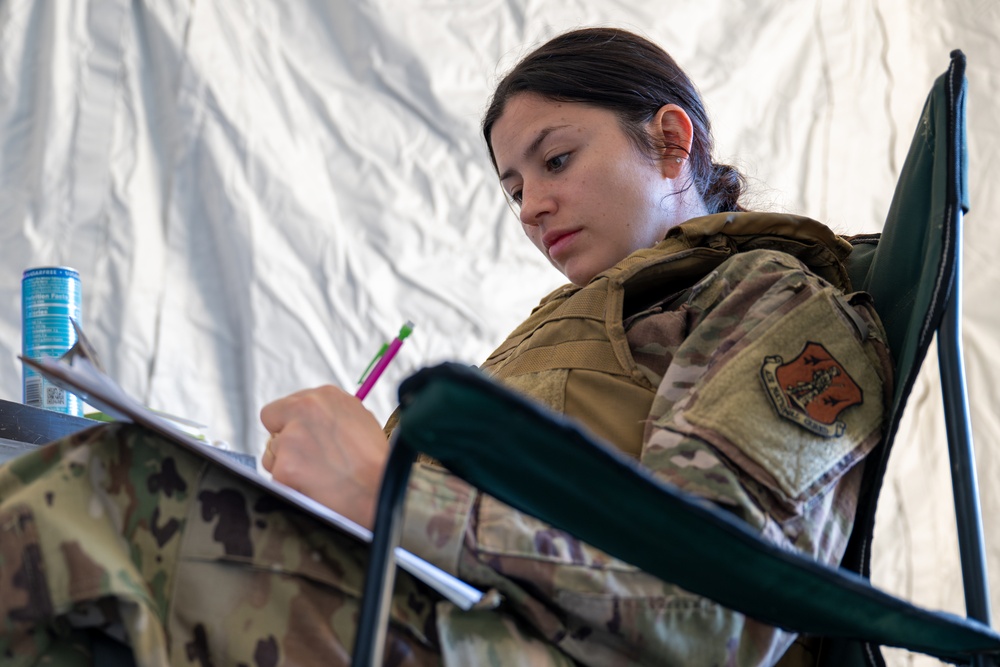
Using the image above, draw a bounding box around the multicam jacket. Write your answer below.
[399,212,893,665]
[0,212,891,666]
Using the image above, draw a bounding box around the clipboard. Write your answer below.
[19,327,483,611]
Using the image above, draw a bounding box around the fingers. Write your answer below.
[256,384,388,525]
[260,384,350,435]
[261,433,277,472]
[259,390,300,435]
[258,384,365,474]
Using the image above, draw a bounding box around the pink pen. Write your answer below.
[355,321,415,400]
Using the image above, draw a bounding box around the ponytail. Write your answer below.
[701,162,747,213]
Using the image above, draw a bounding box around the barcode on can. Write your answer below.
[24,377,41,407]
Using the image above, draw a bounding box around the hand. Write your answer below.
[260,385,389,529]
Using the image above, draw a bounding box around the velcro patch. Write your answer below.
[681,288,882,503]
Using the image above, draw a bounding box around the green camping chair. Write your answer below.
[353,51,998,666]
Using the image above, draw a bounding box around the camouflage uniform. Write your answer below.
[400,213,892,666]
[0,213,892,666]
[0,423,443,666]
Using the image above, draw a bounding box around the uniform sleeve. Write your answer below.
[400,249,893,666]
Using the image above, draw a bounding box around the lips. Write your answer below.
[542,229,581,257]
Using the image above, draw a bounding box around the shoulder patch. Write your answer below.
[677,286,884,504]
[760,342,863,437]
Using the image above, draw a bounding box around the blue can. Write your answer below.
[22,266,84,416]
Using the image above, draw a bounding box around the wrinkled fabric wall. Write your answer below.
[0,1,996,663]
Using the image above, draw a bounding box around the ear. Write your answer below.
[650,104,695,179]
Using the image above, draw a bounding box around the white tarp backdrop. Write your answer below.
[1,1,996,663]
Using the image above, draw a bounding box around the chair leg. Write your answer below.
[939,210,992,638]
[351,433,417,667]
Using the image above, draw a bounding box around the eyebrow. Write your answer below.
[498,124,570,183]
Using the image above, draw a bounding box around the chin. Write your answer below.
[565,268,598,287]
[562,250,632,286]
[561,258,610,286]
[554,249,616,285]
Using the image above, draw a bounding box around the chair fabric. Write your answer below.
[836,48,987,666]
[354,51,996,666]
[848,49,969,542]
[375,363,998,664]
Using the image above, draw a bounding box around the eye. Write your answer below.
[546,153,569,171]
[508,188,523,208]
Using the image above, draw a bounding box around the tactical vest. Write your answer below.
[478,212,854,459]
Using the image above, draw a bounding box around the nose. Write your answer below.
[518,183,555,227]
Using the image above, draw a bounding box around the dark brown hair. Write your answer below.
[483,27,746,214]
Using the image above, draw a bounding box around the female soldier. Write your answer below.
[261,27,891,666]
[0,27,890,667]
